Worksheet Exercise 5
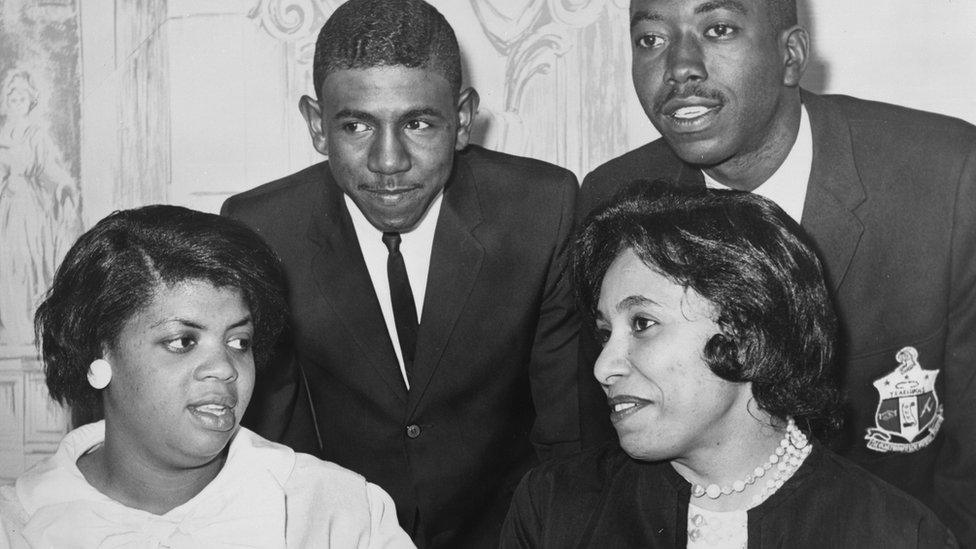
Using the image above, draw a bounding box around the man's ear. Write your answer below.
[781,26,809,88]
[299,95,329,157]
[454,87,480,151]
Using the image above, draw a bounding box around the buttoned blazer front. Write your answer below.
[223,144,581,548]
[577,90,976,545]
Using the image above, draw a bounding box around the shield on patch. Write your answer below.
[870,347,940,443]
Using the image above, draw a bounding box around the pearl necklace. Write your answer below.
[691,417,812,506]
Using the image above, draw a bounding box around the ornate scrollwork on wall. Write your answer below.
[248,0,325,43]
[248,0,344,66]
[470,0,631,176]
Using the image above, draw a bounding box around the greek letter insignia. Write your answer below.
[865,346,943,453]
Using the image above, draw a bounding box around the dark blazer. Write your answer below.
[500,442,956,548]
[222,145,581,548]
[577,91,976,546]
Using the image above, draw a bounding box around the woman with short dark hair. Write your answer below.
[0,205,413,547]
[501,182,954,548]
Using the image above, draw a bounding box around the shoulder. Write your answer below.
[0,484,29,547]
[578,140,681,221]
[455,145,578,232]
[769,444,955,546]
[221,162,329,220]
[818,93,974,134]
[284,453,412,546]
[810,92,976,159]
[515,443,643,508]
[457,145,578,200]
[235,429,379,519]
[459,145,576,185]
[584,140,679,186]
[227,429,412,547]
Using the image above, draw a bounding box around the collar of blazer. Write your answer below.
[797,89,866,292]
[304,153,487,408]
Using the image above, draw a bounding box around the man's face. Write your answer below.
[302,66,476,232]
[629,0,801,167]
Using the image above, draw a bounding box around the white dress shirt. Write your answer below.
[704,105,813,223]
[345,193,442,389]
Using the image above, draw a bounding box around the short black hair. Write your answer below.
[34,205,289,418]
[312,0,462,98]
[766,0,798,33]
[574,181,838,432]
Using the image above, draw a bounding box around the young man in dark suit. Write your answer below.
[577,0,976,544]
[222,1,581,547]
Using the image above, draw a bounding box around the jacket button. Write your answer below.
[406,424,421,439]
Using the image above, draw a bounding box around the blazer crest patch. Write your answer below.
[865,346,943,453]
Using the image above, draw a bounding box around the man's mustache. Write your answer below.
[653,83,727,114]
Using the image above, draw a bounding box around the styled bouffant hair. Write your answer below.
[573,181,839,432]
[312,0,462,98]
[34,205,289,417]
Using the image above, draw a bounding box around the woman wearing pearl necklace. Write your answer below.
[500,182,954,548]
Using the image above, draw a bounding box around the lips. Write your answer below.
[652,83,726,133]
[607,394,654,424]
[187,396,238,432]
[362,185,421,206]
[671,105,718,119]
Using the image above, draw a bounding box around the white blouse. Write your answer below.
[0,421,414,548]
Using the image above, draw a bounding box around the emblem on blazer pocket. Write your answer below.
[865,346,943,453]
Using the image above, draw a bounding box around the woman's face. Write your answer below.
[102,279,255,470]
[593,248,752,462]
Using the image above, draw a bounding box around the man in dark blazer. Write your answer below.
[578,0,976,544]
[222,1,580,547]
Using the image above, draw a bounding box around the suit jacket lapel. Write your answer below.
[799,90,866,292]
[306,170,409,404]
[407,158,485,414]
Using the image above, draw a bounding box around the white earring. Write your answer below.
[87,359,112,389]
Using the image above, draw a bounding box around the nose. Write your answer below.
[665,33,707,84]
[367,127,411,175]
[592,332,630,388]
[196,348,239,382]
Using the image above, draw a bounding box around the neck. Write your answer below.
[671,410,787,512]
[77,428,226,515]
[703,94,802,192]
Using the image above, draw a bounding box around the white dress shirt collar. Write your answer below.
[344,192,443,389]
[704,104,813,223]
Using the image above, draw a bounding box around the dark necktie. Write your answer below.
[382,232,418,382]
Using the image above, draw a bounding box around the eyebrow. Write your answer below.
[617,295,660,312]
[631,0,747,27]
[333,107,447,123]
[402,107,446,120]
[695,0,747,16]
[630,10,662,27]
[333,109,377,123]
[151,316,252,330]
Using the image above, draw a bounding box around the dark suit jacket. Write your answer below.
[577,91,976,546]
[222,145,581,548]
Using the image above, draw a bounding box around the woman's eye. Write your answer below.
[164,336,196,352]
[596,328,611,346]
[632,317,657,332]
[704,24,736,39]
[228,337,251,352]
[634,33,664,49]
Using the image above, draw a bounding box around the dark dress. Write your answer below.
[500,442,956,548]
